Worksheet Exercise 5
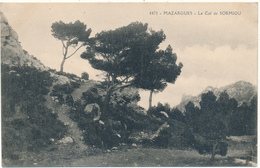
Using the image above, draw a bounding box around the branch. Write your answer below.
[121,76,131,83]
[106,72,111,90]
[65,44,84,59]
[61,41,66,56]
[110,76,131,89]
[61,40,66,48]
[113,83,133,92]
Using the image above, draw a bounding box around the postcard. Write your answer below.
[1,2,258,167]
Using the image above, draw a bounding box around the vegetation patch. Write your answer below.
[2,64,68,159]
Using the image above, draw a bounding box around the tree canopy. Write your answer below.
[81,22,182,114]
[133,45,183,109]
[51,20,92,72]
[194,91,231,162]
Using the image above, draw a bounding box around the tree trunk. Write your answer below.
[60,45,68,73]
[211,142,218,163]
[149,90,153,110]
[60,57,66,72]
[101,88,113,121]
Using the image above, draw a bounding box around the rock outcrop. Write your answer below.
[1,12,48,71]
[84,103,101,121]
[175,80,257,112]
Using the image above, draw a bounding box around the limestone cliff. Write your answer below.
[1,12,48,71]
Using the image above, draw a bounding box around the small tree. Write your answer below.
[51,20,92,72]
[81,72,89,80]
[196,91,228,162]
[184,101,201,132]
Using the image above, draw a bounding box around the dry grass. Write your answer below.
[3,140,256,167]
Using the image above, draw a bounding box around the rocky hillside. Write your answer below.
[1,12,48,71]
[176,81,257,112]
[1,11,85,86]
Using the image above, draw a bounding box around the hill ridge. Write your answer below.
[175,80,257,112]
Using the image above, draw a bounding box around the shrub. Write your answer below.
[65,95,74,106]
[2,64,68,159]
[82,88,101,104]
[51,83,74,96]
[153,128,171,148]
[3,41,8,46]
[70,80,81,89]
[81,120,121,148]
[81,72,89,80]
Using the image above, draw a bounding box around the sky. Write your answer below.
[0,3,258,109]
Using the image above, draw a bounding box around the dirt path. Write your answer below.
[45,80,103,151]
[42,80,103,154]
[45,96,87,150]
[56,105,87,151]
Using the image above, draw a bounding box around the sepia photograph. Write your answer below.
[0,2,258,167]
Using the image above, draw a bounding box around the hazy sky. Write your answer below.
[1,3,258,109]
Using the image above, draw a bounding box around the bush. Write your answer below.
[81,120,120,148]
[65,95,74,106]
[153,128,171,148]
[81,72,89,80]
[71,80,81,89]
[194,138,228,156]
[82,88,101,104]
[2,64,68,159]
[51,83,74,96]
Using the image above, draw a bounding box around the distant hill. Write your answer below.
[175,81,257,112]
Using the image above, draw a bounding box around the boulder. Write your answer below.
[99,120,105,125]
[132,143,137,147]
[111,147,118,150]
[52,74,70,85]
[58,136,74,144]
[84,103,101,121]
[160,111,169,118]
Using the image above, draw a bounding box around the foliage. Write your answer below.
[65,95,74,106]
[69,99,121,148]
[109,89,150,141]
[71,80,81,89]
[184,101,201,132]
[69,85,152,148]
[81,22,182,118]
[148,102,185,123]
[184,91,257,137]
[153,124,193,149]
[228,97,257,135]
[146,102,195,148]
[50,80,80,105]
[51,83,74,95]
[82,87,102,105]
[194,91,229,161]
[2,64,67,159]
[2,64,52,110]
[51,20,92,72]
[133,45,183,109]
[182,90,257,161]
[81,72,89,80]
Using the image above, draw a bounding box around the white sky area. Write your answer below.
[0,3,258,109]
